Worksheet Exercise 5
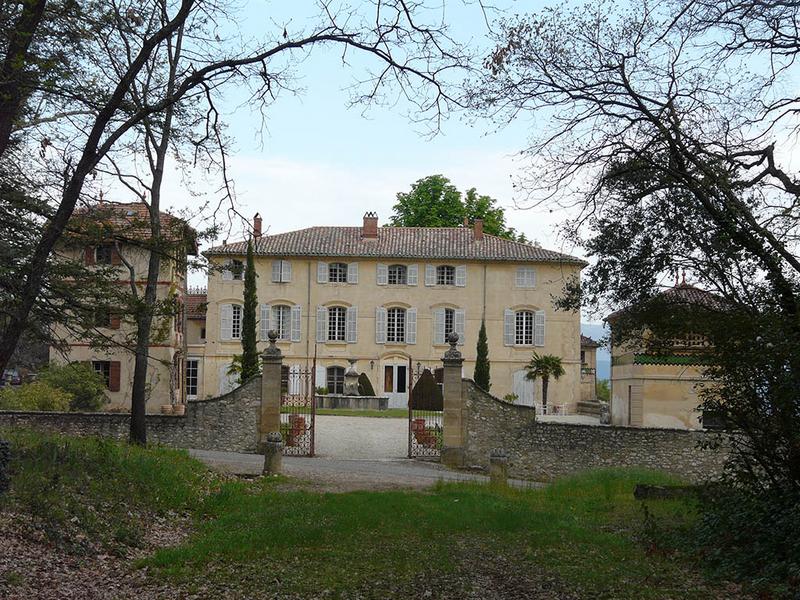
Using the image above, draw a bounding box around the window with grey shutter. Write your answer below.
[455,309,465,345]
[259,304,271,340]
[347,262,359,284]
[406,308,417,344]
[534,310,546,346]
[220,303,233,340]
[376,263,388,285]
[346,306,358,343]
[221,260,233,281]
[291,305,302,342]
[271,261,281,283]
[425,264,436,286]
[503,309,515,346]
[280,260,292,282]
[407,264,418,286]
[316,306,327,342]
[375,307,387,344]
[433,308,446,344]
[455,265,467,287]
[317,261,328,283]
[515,266,535,288]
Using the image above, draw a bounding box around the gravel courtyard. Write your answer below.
[314,414,408,459]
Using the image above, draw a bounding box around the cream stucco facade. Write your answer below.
[49,203,192,412]
[195,220,585,411]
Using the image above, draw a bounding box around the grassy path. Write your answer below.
[0,430,748,599]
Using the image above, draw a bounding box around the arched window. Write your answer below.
[515,310,534,346]
[328,262,348,283]
[436,265,455,286]
[387,307,406,342]
[388,264,407,285]
[272,304,291,340]
[328,306,347,341]
[327,366,345,394]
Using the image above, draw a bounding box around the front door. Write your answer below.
[383,363,408,409]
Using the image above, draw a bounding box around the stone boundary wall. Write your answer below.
[0,376,261,454]
[463,379,728,483]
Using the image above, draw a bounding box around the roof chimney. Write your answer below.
[253,213,262,238]
[473,218,484,241]
[362,211,378,239]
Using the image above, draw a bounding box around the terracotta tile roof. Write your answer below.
[606,283,729,322]
[206,226,585,264]
[185,293,207,320]
[580,334,600,348]
[72,201,197,253]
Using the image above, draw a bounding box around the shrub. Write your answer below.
[357,372,375,396]
[38,363,107,411]
[503,393,518,404]
[0,382,73,412]
[596,379,610,402]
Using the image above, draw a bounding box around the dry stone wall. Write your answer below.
[0,376,261,454]
[463,380,728,483]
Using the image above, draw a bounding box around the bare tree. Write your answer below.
[0,0,473,386]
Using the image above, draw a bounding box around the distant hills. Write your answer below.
[581,322,610,381]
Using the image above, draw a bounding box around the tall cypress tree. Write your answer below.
[240,238,259,382]
[474,319,491,391]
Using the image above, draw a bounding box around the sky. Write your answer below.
[153,0,576,259]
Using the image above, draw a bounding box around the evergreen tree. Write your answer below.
[474,320,491,391]
[239,238,259,382]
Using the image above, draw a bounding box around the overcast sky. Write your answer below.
[146,1,577,255]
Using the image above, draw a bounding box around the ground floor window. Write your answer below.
[186,359,199,398]
[327,366,345,394]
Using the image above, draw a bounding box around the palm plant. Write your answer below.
[525,352,565,415]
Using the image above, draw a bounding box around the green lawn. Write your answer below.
[281,407,408,418]
[1,430,735,598]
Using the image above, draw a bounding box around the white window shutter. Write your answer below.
[433,308,445,345]
[375,307,387,344]
[346,306,358,343]
[425,264,435,286]
[515,267,524,287]
[455,309,466,346]
[347,262,359,284]
[291,305,302,342]
[534,310,546,346]
[315,365,326,391]
[504,309,515,346]
[282,260,292,283]
[271,261,281,283]
[220,303,233,340]
[317,261,328,283]
[376,263,388,285]
[455,265,467,287]
[316,306,327,342]
[407,264,418,286]
[221,260,233,281]
[260,304,271,341]
[406,308,417,344]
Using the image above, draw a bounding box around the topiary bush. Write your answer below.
[38,362,108,411]
[357,372,375,396]
[0,381,73,411]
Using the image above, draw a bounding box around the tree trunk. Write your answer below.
[542,376,549,415]
[0,0,47,157]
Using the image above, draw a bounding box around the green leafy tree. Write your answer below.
[239,239,259,382]
[525,352,565,414]
[389,175,526,241]
[595,379,610,402]
[474,320,491,391]
[38,362,107,412]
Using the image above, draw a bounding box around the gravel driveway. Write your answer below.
[314,414,408,459]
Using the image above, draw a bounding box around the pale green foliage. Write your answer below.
[596,379,610,402]
[0,381,73,411]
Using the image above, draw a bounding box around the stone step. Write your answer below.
[576,401,603,416]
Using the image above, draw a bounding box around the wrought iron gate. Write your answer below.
[408,362,443,459]
[280,365,316,456]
